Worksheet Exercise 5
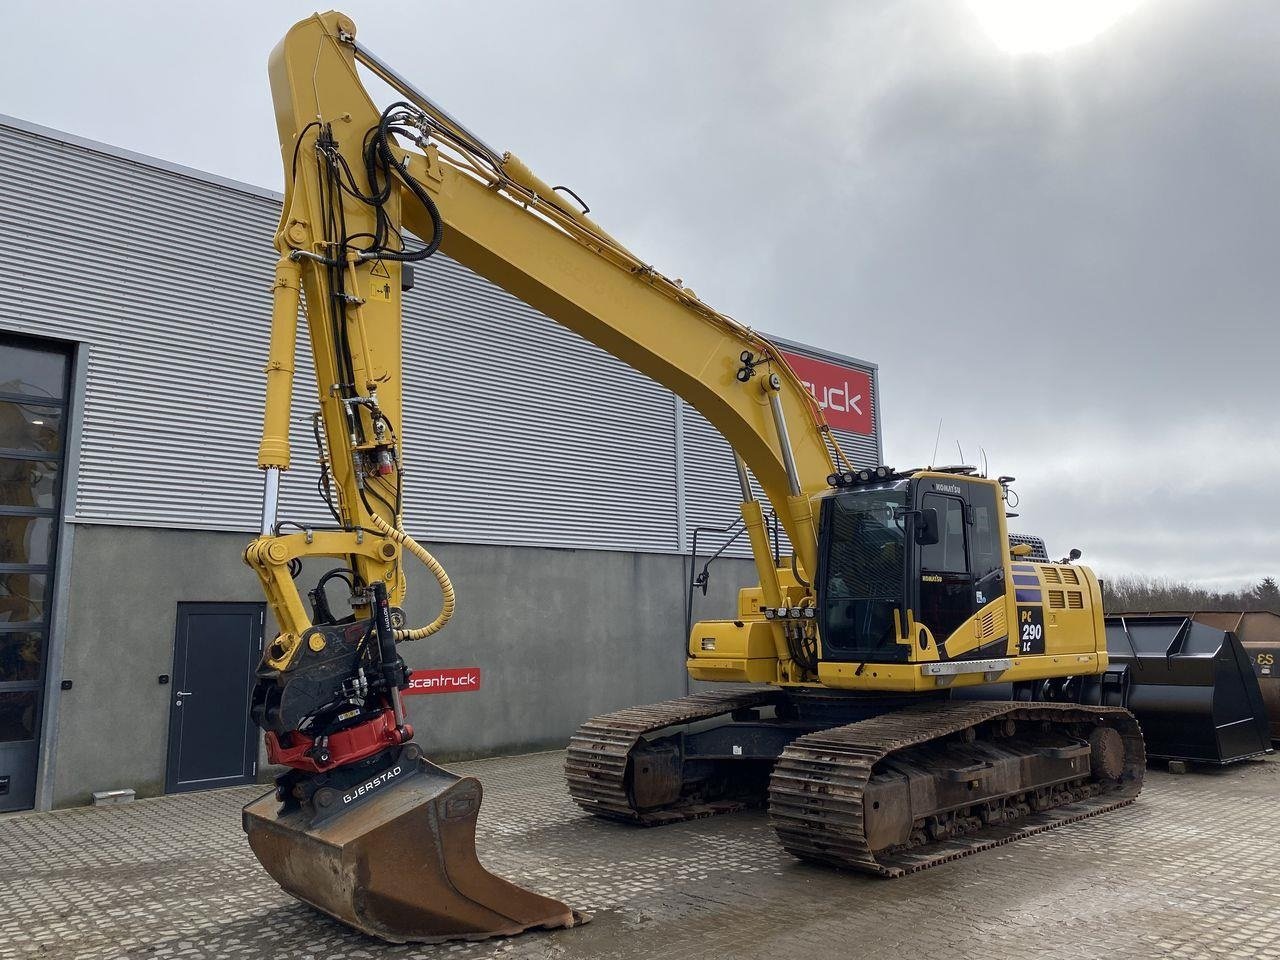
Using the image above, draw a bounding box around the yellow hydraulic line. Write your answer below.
[341,253,383,391]
[257,256,301,470]
[499,153,629,254]
[367,511,456,640]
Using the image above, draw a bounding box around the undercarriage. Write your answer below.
[566,688,1144,874]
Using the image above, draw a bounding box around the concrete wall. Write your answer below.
[49,523,754,807]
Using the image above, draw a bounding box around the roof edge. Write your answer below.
[767,332,879,373]
[0,112,284,204]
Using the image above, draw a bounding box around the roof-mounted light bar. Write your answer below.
[826,464,897,488]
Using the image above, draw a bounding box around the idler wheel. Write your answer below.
[1089,725,1125,780]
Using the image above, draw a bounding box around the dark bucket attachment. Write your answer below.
[1232,612,1280,742]
[243,756,581,944]
[1241,640,1280,742]
[1104,615,1271,764]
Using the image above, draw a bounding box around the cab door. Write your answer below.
[963,480,1006,614]
[917,492,973,646]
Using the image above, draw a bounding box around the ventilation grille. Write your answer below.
[1009,534,1049,561]
[1048,589,1085,610]
[975,603,1008,640]
[1040,565,1080,585]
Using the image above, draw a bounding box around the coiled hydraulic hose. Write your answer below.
[368,511,455,640]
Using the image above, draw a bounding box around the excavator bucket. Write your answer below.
[242,755,581,944]
[1104,615,1271,764]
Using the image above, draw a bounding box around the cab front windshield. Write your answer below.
[820,486,907,660]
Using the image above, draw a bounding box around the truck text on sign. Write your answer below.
[404,667,482,694]
[779,351,874,435]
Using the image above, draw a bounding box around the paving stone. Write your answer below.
[1,750,1277,959]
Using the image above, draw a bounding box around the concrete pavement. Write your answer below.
[2,750,1278,959]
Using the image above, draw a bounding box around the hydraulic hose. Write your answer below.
[368,511,455,640]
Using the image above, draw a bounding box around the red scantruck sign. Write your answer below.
[404,667,482,695]
[780,350,874,435]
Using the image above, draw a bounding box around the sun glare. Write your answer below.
[968,0,1144,55]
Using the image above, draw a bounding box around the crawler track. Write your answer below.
[568,694,1145,877]
[768,700,1145,876]
[565,689,783,824]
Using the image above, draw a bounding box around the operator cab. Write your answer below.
[816,471,1006,663]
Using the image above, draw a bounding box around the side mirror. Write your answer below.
[1062,547,1082,563]
[915,507,940,545]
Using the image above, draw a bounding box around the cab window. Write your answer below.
[919,494,966,572]
[918,493,972,643]
[966,482,1004,606]
[817,487,907,662]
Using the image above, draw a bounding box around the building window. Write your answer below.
[0,333,71,811]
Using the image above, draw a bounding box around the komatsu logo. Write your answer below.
[933,483,962,494]
[342,765,402,805]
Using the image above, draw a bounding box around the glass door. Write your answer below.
[0,335,70,811]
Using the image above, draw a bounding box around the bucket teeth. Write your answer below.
[243,757,581,944]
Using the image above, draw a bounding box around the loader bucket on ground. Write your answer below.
[1240,637,1280,742]
[1104,615,1271,764]
[1228,612,1280,742]
[243,756,580,944]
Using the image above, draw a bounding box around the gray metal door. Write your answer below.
[0,334,71,812]
[165,602,263,793]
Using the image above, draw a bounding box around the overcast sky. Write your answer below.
[3,1,1275,588]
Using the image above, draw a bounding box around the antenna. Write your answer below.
[931,418,943,467]
[956,440,965,464]
[980,446,988,477]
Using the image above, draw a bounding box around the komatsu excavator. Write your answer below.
[242,9,1167,944]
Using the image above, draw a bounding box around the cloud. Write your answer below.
[1,0,1272,587]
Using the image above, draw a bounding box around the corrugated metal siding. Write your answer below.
[392,257,677,550]
[0,117,878,556]
[679,403,776,560]
[0,121,281,531]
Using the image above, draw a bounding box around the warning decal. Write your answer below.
[368,260,393,302]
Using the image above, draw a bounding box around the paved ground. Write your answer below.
[2,750,1278,960]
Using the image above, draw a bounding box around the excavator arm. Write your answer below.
[242,10,843,944]
[253,12,843,632]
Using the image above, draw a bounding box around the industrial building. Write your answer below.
[0,115,881,812]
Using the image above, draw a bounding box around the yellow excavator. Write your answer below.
[242,10,1158,944]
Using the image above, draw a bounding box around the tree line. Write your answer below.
[1101,575,1279,615]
